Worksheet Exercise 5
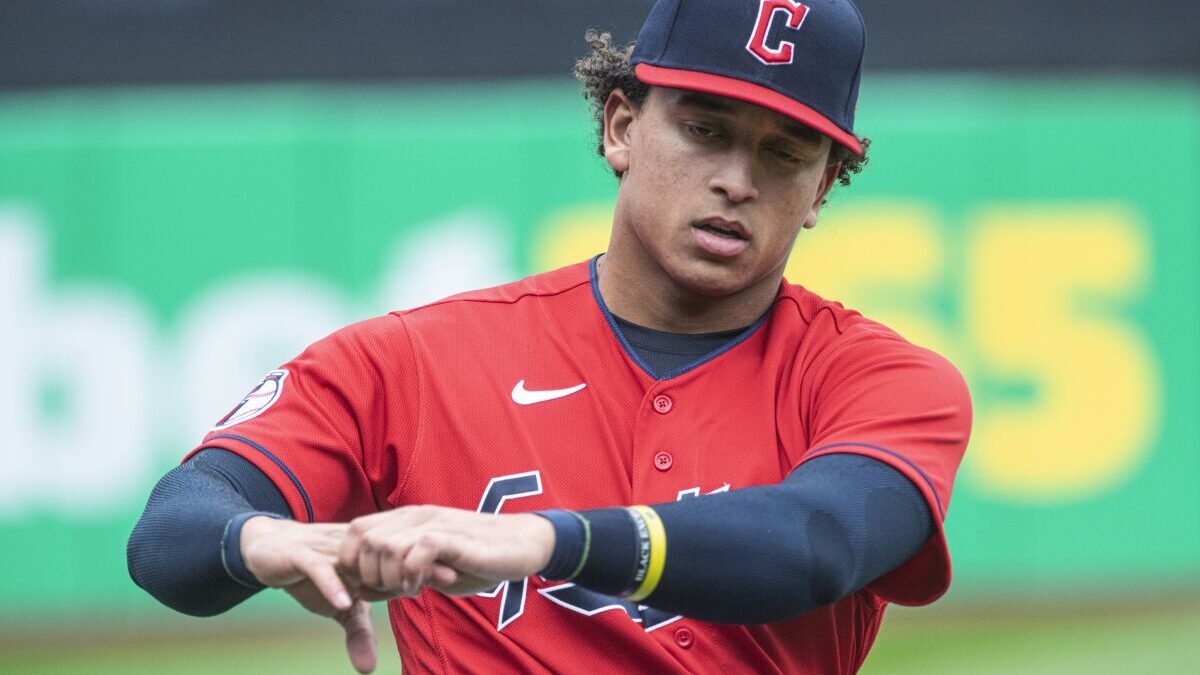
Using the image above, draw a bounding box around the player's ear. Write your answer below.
[801,159,841,230]
[603,88,637,176]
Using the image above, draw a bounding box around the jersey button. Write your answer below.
[653,395,673,414]
[674,627,694,649]
[653,451,673,471]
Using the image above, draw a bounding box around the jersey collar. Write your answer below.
[588,255,773,381]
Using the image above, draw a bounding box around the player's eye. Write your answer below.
[769,146,801,165]
[684,123,720,139]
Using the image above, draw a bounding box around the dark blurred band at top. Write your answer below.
[0,0,1198,90]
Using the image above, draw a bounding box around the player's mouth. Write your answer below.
[691,217,750,258]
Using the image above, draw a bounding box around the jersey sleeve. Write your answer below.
[795,328,972,606]
[183,315,418,523]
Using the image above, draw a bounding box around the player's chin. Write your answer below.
[669,255,760,298]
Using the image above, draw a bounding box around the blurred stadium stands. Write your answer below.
[1,0,1198,89]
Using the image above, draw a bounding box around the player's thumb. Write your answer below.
[338,599,377,674]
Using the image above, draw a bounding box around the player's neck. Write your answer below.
[595,251,781,334]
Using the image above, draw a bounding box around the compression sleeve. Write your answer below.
[536,453,933,624]
[127,448,291,616]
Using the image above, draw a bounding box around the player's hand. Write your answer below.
[240,516,378,674]
[337,506,555,597]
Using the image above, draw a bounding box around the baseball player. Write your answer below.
[128,1,971,673]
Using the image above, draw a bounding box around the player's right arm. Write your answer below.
[126,448,297,617]
[126,448,378,673]
[127,316,414,673]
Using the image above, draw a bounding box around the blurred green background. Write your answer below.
[2,1,1199,672]
[2,76,1197,674]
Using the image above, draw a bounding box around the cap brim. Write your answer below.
[634,63,863,156]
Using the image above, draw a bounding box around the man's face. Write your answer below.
[604,86,839,299]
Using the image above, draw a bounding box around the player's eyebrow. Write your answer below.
[779,122,823,146]
[676,91,738,115]
[674,92,824,146]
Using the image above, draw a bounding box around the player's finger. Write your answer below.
[357,547,382,593]
[430,532,465,566]
[296,551,353,612]
[400,532,444,594]
[339,517,395,571]
[377,536,408,595]
[339,507,442,570]
[338,521,369,570]
[360,526,417,588]
[337,599,377,674]
[378,531,424,595]
[427,563,459,590]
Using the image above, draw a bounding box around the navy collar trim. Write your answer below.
[589,255,771,381]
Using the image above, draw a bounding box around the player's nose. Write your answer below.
[709,150,759,204]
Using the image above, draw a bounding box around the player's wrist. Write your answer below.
[231,512,289,587]
[546,506,666,601]
[533,510,590,580]
[512,513,557,575]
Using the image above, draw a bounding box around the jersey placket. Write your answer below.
[631,379,714,656]
[630,381,692,504]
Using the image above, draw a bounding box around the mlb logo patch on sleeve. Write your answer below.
[212,370,289,430]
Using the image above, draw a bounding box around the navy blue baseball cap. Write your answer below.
[631,0,865,155]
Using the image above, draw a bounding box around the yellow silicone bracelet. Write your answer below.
[626,505,667,602]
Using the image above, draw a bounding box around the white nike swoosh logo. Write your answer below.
[511,380,587,405]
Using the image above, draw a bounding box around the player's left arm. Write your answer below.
[551,452,933,622]
[334,453,929,623]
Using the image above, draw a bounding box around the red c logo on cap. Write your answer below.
[746,0,811,65]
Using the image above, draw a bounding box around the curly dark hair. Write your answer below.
[574,31,870,194]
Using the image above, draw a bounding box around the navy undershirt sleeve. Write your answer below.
[537,453,934,624]
[127,448,291,616]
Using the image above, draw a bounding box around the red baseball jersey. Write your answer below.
[191,258,971,674]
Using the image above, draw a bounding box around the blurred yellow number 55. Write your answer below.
[967,206,1158,502]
